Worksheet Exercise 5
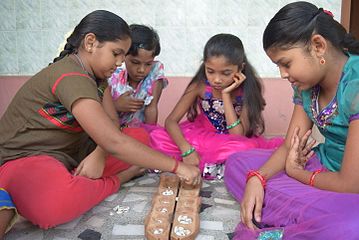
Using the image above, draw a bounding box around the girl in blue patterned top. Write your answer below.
[225,2,359,239]
[148,34,283,177]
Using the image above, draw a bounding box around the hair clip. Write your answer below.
[323,9,334,18]
[138,43,145,49]
[317,8,334,18]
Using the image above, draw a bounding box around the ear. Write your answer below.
[238,63,245,72]
[83,33,97,53]
[310,34,327,58]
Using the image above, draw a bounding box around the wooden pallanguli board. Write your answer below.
[145,173,201,240]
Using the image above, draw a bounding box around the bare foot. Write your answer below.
[116,166,146,184]
[0,209,15,238]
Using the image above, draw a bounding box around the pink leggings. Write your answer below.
[0,127,149,229]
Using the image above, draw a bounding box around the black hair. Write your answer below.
[186,33,265,137]
[52,10,131,63]
[127,24,161,57]
[263,1,359,54]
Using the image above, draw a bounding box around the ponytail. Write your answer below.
[52,40,78,63]
[51,10,130,64]
[342,33,359,55]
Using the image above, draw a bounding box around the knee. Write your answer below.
[17,193,82,229]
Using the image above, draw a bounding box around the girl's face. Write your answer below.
[125,48,155,84]
[90,38,131,80]
[205,55,240,91]
[266,46,322,91]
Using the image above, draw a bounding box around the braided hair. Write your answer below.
[52,10,131,63]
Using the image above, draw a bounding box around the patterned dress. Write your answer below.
[108,61,168,127]
[148,81,283,177]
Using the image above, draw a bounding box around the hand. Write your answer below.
[285,127,316,174]
[222,72,246,94]
[114,91,145,112]
[74,149,106,179]
[240,176,265,230]
[182,151,200,166]
[175,161,201,185]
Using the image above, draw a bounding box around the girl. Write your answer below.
[0,188,17,238]
[149,34,283,178]
[224,2,359,239]
[0,10,200,231]
[103,24,168,128]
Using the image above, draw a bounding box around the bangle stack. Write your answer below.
[181,146,195,158]
[246,170,266,189]
[309,169,323,186]
[226,119,241,130]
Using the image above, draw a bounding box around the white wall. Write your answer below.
[0,0,342,77]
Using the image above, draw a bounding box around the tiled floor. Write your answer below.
[5,173,240,240]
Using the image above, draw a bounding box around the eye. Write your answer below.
[223,71,232,76]
[131,60,140,65]
[281,62,291,68]
[206,69,214,74]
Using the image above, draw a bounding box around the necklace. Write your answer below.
[73,53,95,80]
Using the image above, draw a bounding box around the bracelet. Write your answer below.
[226,119,241,130]
[309,169,323,186]
[246,170,266,189]
[171,159,179,174]
[181,146,195,158]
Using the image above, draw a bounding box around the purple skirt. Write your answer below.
[224,149,359,240]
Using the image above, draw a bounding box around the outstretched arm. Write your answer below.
[165,82,204,166]
[71,98,200,183]
[241,104,313,229]
[74,87,119,179]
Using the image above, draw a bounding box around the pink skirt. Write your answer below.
[145,113,283,171]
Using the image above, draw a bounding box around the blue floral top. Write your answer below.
[199,81,243,134]
[293,54,359,171]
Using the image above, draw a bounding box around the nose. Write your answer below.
[138,64,145,73]
[214,74,222,83]
[279,67,289,80]
[115,56,125,67]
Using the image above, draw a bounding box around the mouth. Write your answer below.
[135,76,145,80]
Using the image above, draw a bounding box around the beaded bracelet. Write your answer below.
[171,159,179,174]
[246,170,266,189]
[226,119,241,130]
[181,146,195,158]
[309,169,323,186]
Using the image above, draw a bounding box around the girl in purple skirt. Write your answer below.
[224,1,359,239]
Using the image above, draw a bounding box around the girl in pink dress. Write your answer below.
[148,34,283,178]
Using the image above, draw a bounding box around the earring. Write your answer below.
[320,57,326,65]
